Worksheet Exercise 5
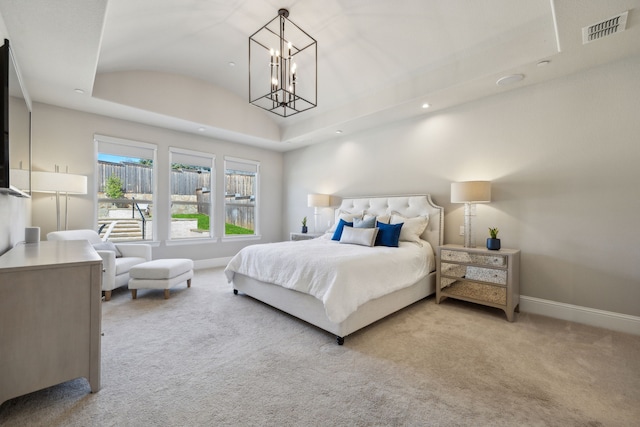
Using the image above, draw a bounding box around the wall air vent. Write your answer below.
[582,11,628,44]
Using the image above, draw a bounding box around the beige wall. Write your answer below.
[284,55,640,317]
[29,103,284,261]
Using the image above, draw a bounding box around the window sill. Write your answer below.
[221,234,262,243]
[165,237,220,246]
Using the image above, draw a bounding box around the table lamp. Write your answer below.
[451,181,491,248]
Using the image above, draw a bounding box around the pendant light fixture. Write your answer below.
[249,8,317,117]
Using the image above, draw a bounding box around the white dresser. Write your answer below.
[0,240,103,405]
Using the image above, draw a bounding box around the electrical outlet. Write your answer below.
[459,226,465,236]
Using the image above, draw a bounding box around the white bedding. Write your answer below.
[225,236,435,324]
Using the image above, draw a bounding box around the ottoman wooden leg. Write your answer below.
[131,289,137,299]
[164,289,170,299]
[187,278,191,288]
[104,290,112,301]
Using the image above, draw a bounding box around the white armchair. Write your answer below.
[47,229,152,301]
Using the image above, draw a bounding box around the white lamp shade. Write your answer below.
[307,193,330,208]
[451,181,491,203]
[32,171,87,194]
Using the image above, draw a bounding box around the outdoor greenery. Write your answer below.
[105,175,124,199]
[171,213,253,234]
[225,223,254,235]
[173,213,209,230]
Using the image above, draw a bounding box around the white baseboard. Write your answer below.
[193,257,232,270]
[520,296,640,336]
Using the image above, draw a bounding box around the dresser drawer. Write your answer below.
[440,249,506,267]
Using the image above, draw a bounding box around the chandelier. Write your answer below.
[249,9,317,117]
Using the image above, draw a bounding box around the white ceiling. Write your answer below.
[0,0,639,151]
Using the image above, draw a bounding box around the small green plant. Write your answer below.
[488,227,499,239]
[302,216,307,227]
[105,175,124,200]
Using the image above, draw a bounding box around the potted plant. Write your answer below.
[487,227,501,250]
[301,216,308,234]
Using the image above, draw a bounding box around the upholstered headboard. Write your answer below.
[334,195,444,251]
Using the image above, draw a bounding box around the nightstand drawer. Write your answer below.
[443,280,507,305]
[290,232,323,241]
[465,266,507,285]
[441,263,507,285]
[440,249,506,267]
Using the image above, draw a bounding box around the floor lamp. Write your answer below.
[32,166,88,231]
[451,181,491,248]
[307,193,330,233]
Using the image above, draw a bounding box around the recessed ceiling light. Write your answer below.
[496,74,524,86]
[422,103,430,109]
[537,60,550,67]
[74,88,85,94]
[335,130,343,134]
[228,62,236,67]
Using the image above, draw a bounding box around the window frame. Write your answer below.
[168,147,216,242]
[94,134,158,243]
[223,156,260,241]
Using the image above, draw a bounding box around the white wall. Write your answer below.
[283,55,640,318]
[30,103,284,261]
[0,194,30,255]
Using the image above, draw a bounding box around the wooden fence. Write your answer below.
[98,161,256,230]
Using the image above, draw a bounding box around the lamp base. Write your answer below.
[463,203,476,248]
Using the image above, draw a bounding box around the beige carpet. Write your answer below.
[1,267,639,426]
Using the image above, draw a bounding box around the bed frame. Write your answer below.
[231,194,444,344]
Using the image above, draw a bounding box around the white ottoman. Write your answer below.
[129,258,194,299]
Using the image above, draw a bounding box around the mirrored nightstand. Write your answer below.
[290,232,323,241]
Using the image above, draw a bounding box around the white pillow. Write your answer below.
[339,226,378,247]
[327,210,364,233]
[376,214,391,224]
[390,214,429,245]
[364,212,390,224]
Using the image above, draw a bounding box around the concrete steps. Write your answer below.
[98,219,147,242]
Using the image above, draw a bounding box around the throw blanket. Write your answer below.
[225,237,434,324]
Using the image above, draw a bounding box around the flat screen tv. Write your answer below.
[0,39,32,197]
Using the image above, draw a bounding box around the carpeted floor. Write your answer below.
[1,267,639,426]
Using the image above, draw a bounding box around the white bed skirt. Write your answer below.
[232,271,436,341]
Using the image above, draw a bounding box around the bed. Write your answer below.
[225,194,444,344]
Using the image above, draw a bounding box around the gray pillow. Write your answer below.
[353,216,376,229]
[92,241,122,258]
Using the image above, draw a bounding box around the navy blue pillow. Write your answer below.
[332,219,354,241]
[375,221,403,247]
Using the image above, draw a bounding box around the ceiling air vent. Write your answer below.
[582,11,628,44]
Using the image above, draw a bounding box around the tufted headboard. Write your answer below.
[334,195,444,251]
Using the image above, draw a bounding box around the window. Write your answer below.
[95,135,157,242]
[224,157,259,237]
[169,148,215,240]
